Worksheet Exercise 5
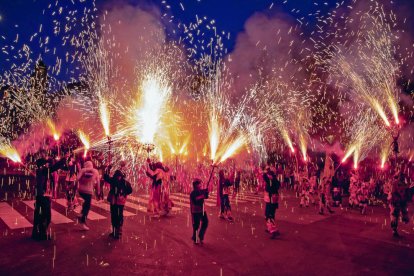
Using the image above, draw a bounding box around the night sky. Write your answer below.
[1,0,414,81]
[0,0,345,75]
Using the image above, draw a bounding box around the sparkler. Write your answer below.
[281,128,295,153]
[209,115,221,162]
[47,119,60,141]
[299,133,307,162]
[217,135,246,164]
[0,144,22,163]
[99,98,112,164]
[0,0,412,190]
[99,99,111,137]
[78,130,90,158]
[342,145,356,163]
[353,148,359,170]
[46,119,61,158]
[136,72,172,145]
[372,99,390,127]
[380,152,387,169]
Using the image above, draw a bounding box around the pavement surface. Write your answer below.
[0,189,413,276]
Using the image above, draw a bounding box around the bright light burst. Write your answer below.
[134,71,172,144]
[78,130,90,157]
[342,145,356,163]
[99,99,111,137]
[0,143,21,163]
[218,135,246,163]
[208,114,220,161]
[47,119,60,141]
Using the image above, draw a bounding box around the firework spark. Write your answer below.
[0,143,21,163]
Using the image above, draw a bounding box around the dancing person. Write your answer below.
[319,177,334,215]
[76,160,100,230]
[160,166,174,216]
[309,172,318,205]
[299,177,311,208]
[104,168,133,239]
[218,170,234,221]
[348,170,359,208]
[254,166,264,194]
[32,156,66,240]
[388,172,410,237]
[51,170,60,199]
[218,170,225,214]
[146,160,168,217]
[276,163,284,186]
[233,170,241,196]
[92,152,105,202]
[222,174,234,221]
[190,178,209,244]
[64,155,80,211]
[263,166,280,238]
[357,182,369,215]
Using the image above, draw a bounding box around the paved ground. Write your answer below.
[0,189,413,275]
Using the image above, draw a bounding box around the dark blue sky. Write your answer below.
[1,0,414,81]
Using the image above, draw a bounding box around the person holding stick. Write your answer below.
[263,166,280,239]
[76,160,100,231]
[32,156,67,240]
[146,160,168,217]
[190,178,209,245]
[104,166,133,239]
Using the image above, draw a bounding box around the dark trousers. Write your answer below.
[65,181,77,205]
[32,196,51,240]
[265,203,278,220]
[97,180,105,200]
[79,192,92,223]
[234,181,240,193]
[220,194,225,214]
[223,194,231,211]
[192,212,208,241]
[110,204,124,228]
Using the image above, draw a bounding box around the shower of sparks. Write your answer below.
[99,99,111,137]
[342,145,356,163]
[0,142,22,163]
[78,130,90,157]
[47,119,60,141]
[136,72,172,144]
[209,114,220,161]
[218,135,246,163]
[0,0,412,189]
[299,133,307,161]
[381,151,387,169]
